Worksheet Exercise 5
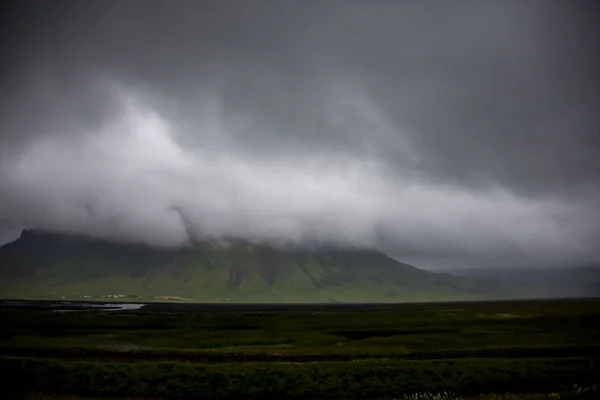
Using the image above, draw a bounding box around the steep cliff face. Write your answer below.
[0,229,474,302]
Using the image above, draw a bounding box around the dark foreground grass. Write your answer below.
[2,298,599,399]
[2,298,598,355]
[3,356,598,399]
[14,390,600,400]
[1,343,599,363]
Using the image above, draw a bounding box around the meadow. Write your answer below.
[1,298,599,399]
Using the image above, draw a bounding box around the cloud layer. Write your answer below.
[1,0,598,268]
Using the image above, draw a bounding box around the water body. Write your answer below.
[0,299,430,313]
[0,300,145,312]
[54,303,146,312]
[0,298,578,313]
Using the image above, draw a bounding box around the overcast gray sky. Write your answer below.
[1,0,598,269]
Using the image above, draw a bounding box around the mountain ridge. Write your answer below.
[0,229,478,303]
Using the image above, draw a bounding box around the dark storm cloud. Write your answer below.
[0,0,598,268]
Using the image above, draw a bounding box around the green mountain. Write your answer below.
[0,229,478,303]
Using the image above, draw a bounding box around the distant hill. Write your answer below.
[445,267,600,300]
[0,229,480,303]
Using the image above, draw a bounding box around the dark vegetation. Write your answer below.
[1,298,599,399]
[4,357,598,399]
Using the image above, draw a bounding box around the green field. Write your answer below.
[2,298,599,399]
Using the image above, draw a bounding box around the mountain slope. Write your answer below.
[0,229,478,302]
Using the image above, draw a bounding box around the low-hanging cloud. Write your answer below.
[0,0,598,269]
[1,84,597,267]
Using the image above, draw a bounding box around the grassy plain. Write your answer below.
[1,298,599,399]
